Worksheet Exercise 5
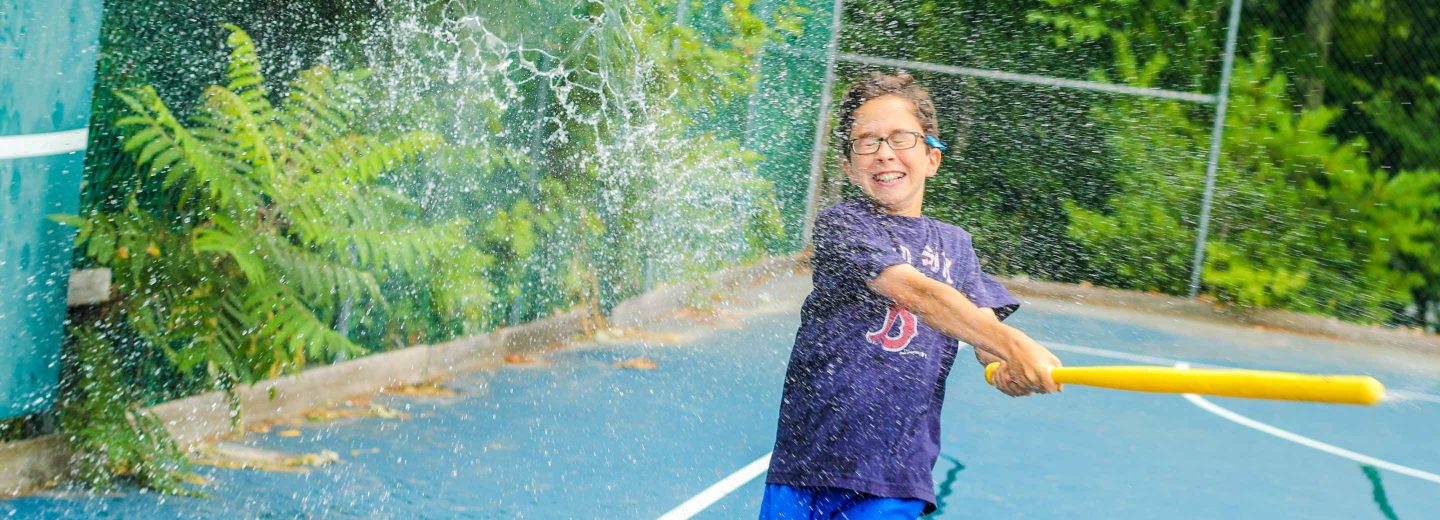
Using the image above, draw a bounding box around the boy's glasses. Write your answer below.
[846,131,924,155]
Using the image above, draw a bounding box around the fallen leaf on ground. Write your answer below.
[189,443,339,473]
[304,403,412,422]
[504,353,534,364]
[674,307,743,328]
[292,450,341,467]
[304,408,367,422]
[276,429,301,438]
[383,382,457,398]
[350,448,382,457]
[596,327,685,344]
[369,404,409,419]
[614,357,658,370]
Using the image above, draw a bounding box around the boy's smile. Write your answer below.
[842,95,942,218]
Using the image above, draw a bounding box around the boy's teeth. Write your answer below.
[876,173,903,182]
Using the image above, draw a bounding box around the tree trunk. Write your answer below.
[1303,0,1338,109]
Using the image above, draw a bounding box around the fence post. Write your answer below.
[800,0,846,247]
[1187,0,1244,299]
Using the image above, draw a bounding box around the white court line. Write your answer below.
[0,128,89,160]
[1184,393,1440,485]
[657,452,771,520]
[1176,359,1440,485]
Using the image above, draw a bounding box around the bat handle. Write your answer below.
[984,362,1001,386]
[984,361,1060,390]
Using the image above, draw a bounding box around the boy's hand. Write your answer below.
[993,335,1063,397]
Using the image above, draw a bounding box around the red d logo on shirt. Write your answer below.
[865,304,918,352]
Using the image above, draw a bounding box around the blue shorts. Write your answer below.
[758,483,927,519]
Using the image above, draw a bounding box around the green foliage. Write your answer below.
[57,328,195,495]
[360,0,796,325]
[483,0,796,310]
[1366,77,1440,170]
[1065,34,1440,320]
[69,26,477,383]
[55,25,496,492]
[657,0,809,112]
[1027,0,1220,91]
[1005,0,1440,327]
[744,178,789,260]
[43,3,804,494]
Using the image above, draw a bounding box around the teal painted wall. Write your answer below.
[0,0,105,419]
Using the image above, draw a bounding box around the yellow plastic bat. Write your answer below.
[984,362,1385,405]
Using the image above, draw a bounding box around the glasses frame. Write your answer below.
[845,131,927,156]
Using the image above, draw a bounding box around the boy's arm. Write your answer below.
[868,264,1061,396]
[972,308,1003,365]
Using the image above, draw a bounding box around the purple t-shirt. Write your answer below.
[766,199,1019,511]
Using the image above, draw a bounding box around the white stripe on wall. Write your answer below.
[0,129,90,160]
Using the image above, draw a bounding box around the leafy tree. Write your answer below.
[1064,30,1439,321]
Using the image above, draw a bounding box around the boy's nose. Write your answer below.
[872,141,899,160]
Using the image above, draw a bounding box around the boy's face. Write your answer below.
[841,95,942,218]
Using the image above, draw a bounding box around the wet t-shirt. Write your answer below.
[766,199,1019,512]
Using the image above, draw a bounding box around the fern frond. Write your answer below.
[254,233,386,307]
[115,87,263,213]
[277,65,363,160]
[289,219,470,273]
[243,282,363,373]
[302,131,444,185]
[200,85,280,181]
[191,214,267,284]
[220,24,275,126]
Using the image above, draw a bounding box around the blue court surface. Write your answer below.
[4,273,1439,518]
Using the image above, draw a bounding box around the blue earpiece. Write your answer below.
[925,135,947,151]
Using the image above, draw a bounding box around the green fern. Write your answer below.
[58,24,497,445]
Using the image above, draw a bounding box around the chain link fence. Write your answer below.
[775,0,1440,332]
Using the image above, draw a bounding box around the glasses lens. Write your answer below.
[890,132,918,149]
[853,137,881,154]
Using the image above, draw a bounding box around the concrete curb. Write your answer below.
[610,254,808,329]
[0,436,70,496]
[1001,277,1440,352]
[1,256,800,496]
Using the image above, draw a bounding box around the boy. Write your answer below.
[761,72,1063,518]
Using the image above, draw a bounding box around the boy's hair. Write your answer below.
[836,72,940,149]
